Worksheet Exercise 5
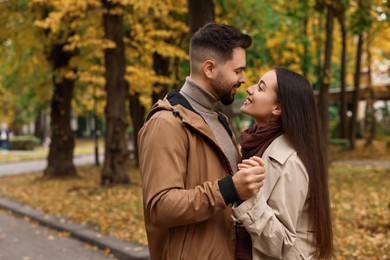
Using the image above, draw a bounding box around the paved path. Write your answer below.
[1,156,388,178]
[0,155,150,260]
[331,159,390,168]
[0,210,116,260]
[0,154,103,177]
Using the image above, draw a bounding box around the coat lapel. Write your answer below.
[261,135,296,201]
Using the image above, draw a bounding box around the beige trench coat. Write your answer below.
[233,135,316,259]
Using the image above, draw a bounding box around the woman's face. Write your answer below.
[241,70,281,126]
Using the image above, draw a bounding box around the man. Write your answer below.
[138,23,265,259]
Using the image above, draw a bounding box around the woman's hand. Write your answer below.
[233,156,266,200]
[238,156,264,170]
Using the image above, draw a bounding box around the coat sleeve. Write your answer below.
[232,157,309,258]
[138,112,228,228]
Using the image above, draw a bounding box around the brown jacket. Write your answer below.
[233,135,315,259]
[138,91,240,259]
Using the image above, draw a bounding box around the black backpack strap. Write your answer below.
[217,112,233,137]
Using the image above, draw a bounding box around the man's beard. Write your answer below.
[213,74,240,106]
[220,92,235,105]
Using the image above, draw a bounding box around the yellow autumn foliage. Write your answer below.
[2,0,390,128]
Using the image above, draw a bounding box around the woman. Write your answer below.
[233,67,333,259]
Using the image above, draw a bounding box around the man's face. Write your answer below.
[211,47,246,105]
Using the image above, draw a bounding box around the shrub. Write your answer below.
[329,138,350,150]
[9,136,41,151]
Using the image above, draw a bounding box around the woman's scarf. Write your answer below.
[235,121,283,260]
[240,121,284,159]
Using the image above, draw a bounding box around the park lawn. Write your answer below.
[0,163,389,258]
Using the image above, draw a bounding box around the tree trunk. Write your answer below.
[128,52,170,166]
[129,92,145,166]
[338,11,348,139]
[318,5,334,160]
[302,16,310,77]
[44,67,77,178]
[313,11,324,91]
[34,109,44,142]
[349,33,364,150]
[93,84,100,166]
[101,0,130,186]
[364,87,376,147]
[152,52,171,104]
[188,0,215,35]
[365,37,375,147]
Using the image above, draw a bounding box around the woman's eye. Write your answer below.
[258,82,267,91]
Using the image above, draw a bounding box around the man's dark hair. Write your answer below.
[190,23,252,64]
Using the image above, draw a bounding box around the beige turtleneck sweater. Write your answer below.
[180,77,239,173]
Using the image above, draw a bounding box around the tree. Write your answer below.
[364,36,375,147]
[317,0,336,159]
[101,0,130,185]
[349,32,364,149]
[188,0,215,35]
[31,0,83,178]
[123,0,188,165]
[30,0,108,178]
[360,0,388,147]
[349,0,372,149]
[0,0,52,134]
[335,1,349,139]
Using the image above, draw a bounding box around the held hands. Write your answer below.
[232,156,265,201]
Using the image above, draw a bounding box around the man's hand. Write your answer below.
[232,156,265,200]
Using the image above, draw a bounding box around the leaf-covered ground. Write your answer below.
[329,139,390,161]
[0,163,147,245]
[329,164,389,259]
[0,145,389,258]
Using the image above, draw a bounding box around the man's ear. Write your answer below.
[203,60,215,79]
[272,104,282,116]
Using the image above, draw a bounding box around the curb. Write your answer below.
[0,197,150,260]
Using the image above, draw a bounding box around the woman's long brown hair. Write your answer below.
[275,67,333,259]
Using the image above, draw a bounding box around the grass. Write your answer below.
[0,139,389,258]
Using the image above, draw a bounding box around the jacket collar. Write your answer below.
[146,91,236,175]
[180,77,217,112]
[266,135,296,165]
[166,90,233,137]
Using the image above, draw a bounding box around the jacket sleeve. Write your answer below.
[138,112,228,228]
[232,157,309,258]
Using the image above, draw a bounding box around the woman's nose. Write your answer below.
[246,86,254,95]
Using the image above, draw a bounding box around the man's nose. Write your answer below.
[240,74,246,84]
